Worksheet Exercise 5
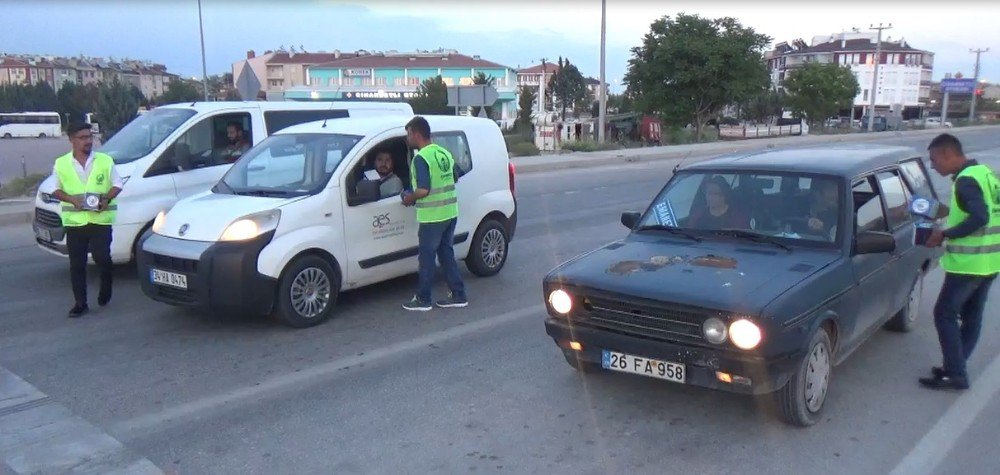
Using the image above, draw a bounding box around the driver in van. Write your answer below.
[219,121,250,163]
[359,149,404,198]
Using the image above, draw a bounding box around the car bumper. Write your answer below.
[545,318,801,395]
[33,207,144,264]
[137,231,278,315]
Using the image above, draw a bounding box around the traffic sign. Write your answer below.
[940,78,976,94]
[447,85,499,108]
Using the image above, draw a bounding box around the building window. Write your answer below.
[407,77,420,86]
[863,89,869,101]
[376,77,387,86]
[394,78,403,86]
[361,77,373,86]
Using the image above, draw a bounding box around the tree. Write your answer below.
[547,57,588,120]
[408,76,452,115]
[783,62,860,128]
[471,72,497,118]
[624,13,770,141]
[57,83,99,125]
[738,87,785,124]
[516,85,537,131]
[95,79,139,139]
[160,78,200,104]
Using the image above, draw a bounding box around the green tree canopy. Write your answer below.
[516,85,537,131]
[783,62,860,127]
[160,79,201,104]
[408,76,452,115]
[547,57,587,120]
[95,79,140,139]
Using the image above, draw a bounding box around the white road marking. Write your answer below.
[0,367,161,474]
[112,304,545,438]
[889,351,1000,475]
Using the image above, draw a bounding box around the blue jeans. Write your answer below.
[933,272,997,378]
[416,219,466,303]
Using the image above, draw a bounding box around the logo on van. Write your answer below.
[373,213,391,229]
[178,224,189,236]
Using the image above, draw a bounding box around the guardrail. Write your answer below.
[719,124,802,139]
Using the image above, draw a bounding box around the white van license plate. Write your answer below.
[150,268,188,289]
[35,227,52,242]
[602,350,686,384]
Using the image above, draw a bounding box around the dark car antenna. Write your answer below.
[672,151,692,174]
[321,85,344,128]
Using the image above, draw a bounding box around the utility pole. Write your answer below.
[198,0,209,102]
[867,23,892,132]
[598,0,607,143]
[538,57,547,117]
[969,48,989,122]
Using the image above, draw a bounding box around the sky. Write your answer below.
[1,0,997,93]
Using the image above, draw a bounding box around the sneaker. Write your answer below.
[403,296,433,312]
[98,288,112,307]
[436,293,469,308]
[930,366,946,378]
[68,304,89,318]
[919,374,969,391]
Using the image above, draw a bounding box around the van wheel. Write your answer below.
[38,133,46,138]
[466,219,508,277]
[884,272,923,333]
[2,133,12,139]
[275,255,339,328]
[776,327,832,427]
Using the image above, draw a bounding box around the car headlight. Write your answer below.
[702,317,728,344]
[219,209,281,242]
[729,319,762,350]
[151,210,167,234]
[548,289,573,315]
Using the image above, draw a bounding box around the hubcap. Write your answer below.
[804,341,831,413]
[290,267,331,319]
[481,228,506,269]
[907,274,923,323]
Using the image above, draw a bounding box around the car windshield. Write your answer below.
[638,170,843,244]
[218,133,362,197]
[99,108,196,164]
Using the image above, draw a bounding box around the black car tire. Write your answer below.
[777,327,833,427]
[562,350,601,373]
[274,255,339,328]
[466,219,509,277]
[38,133,46,138]
[3,133,12,139]
[884,272,923,333]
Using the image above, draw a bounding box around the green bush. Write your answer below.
[1,173,46,198]
[508,141,540,157]
[561,139,623,153]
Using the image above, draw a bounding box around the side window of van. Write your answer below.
[148,112,252,175]
[264,110,349,134]
[899,159,934,199]
[431,131,473,175]
[346,136,410,204]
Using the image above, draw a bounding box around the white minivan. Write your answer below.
[137,115,517,327]
[32,101,413,264]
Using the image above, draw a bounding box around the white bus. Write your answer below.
[0,112,62,138]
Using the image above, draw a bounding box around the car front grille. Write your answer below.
[34,208,62,227]
[150,253,198,273]
[574,293,714,344]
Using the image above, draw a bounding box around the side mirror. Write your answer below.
[349,180,381,206]
[621,211,641,230]
[855,231,896,255]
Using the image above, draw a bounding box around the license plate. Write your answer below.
[602,350,686,384]
[150,268,188,289]
[35,227,52,242]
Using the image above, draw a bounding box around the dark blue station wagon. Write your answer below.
[543,145,940,426]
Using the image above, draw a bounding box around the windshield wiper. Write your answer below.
[634,224,702,242]
[711,229,792,252]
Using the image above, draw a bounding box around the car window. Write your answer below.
[877,172,910,229]
[431,131,473,175]
[854,177,888,232]
[264,110,350,135]
[221,133,362,197]
[149,112,251,175]
[899,159,934,199]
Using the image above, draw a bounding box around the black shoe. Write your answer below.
[98,288,112,307]
[435,292,469,308]
[919,374,969,390]
[931,366,946,378]
[402,296,433,312]
[68,304,89,318]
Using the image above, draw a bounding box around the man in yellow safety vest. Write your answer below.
[52,122,123,318]
[921,134,1000,390]
[400,116,467,311]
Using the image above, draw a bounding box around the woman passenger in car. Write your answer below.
[806,179,839,236]
[687,176,750,230]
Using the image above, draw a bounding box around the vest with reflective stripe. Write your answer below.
[941,164,1000,275]
[410,143,459,223]
[54,152,117,227]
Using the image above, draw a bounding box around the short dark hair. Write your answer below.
[227,121,244,131]
[405,116,431,140]
[928,133,963,155]
[67,122,92,136]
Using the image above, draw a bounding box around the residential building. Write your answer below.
[26,59,55,86]
[0,57,30,85]
[285,50,518,123]
[72,59,99,86]
[52,58,78,88]
[516,63,605,116]
[232,49,357,100]
[766,30,934,119]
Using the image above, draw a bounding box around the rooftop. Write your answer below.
[685,144,922,177]
[311,53,510,70]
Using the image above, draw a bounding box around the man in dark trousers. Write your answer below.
[921,133,1000,390]
[400,116,467,311]
[52,122,123,318]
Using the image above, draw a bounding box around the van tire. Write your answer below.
[466,219,508,277]
[776,327,832,427]
[2,133,12,139]
[274,255,339,328]
[38,133,46,138]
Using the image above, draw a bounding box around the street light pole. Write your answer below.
[598,0,607,144]
[867,22,891,132]
[969,48,989,122]
[198,0,209,102]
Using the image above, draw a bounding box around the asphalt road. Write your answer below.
[0,137,68,184]
[1,129,999,474]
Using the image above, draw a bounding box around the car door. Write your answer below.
[875,170,919,315]
[849,175,896,341]
[341,131,419,287]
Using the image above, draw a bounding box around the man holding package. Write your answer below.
[920,133,1000,390]
[52,122,123,318]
